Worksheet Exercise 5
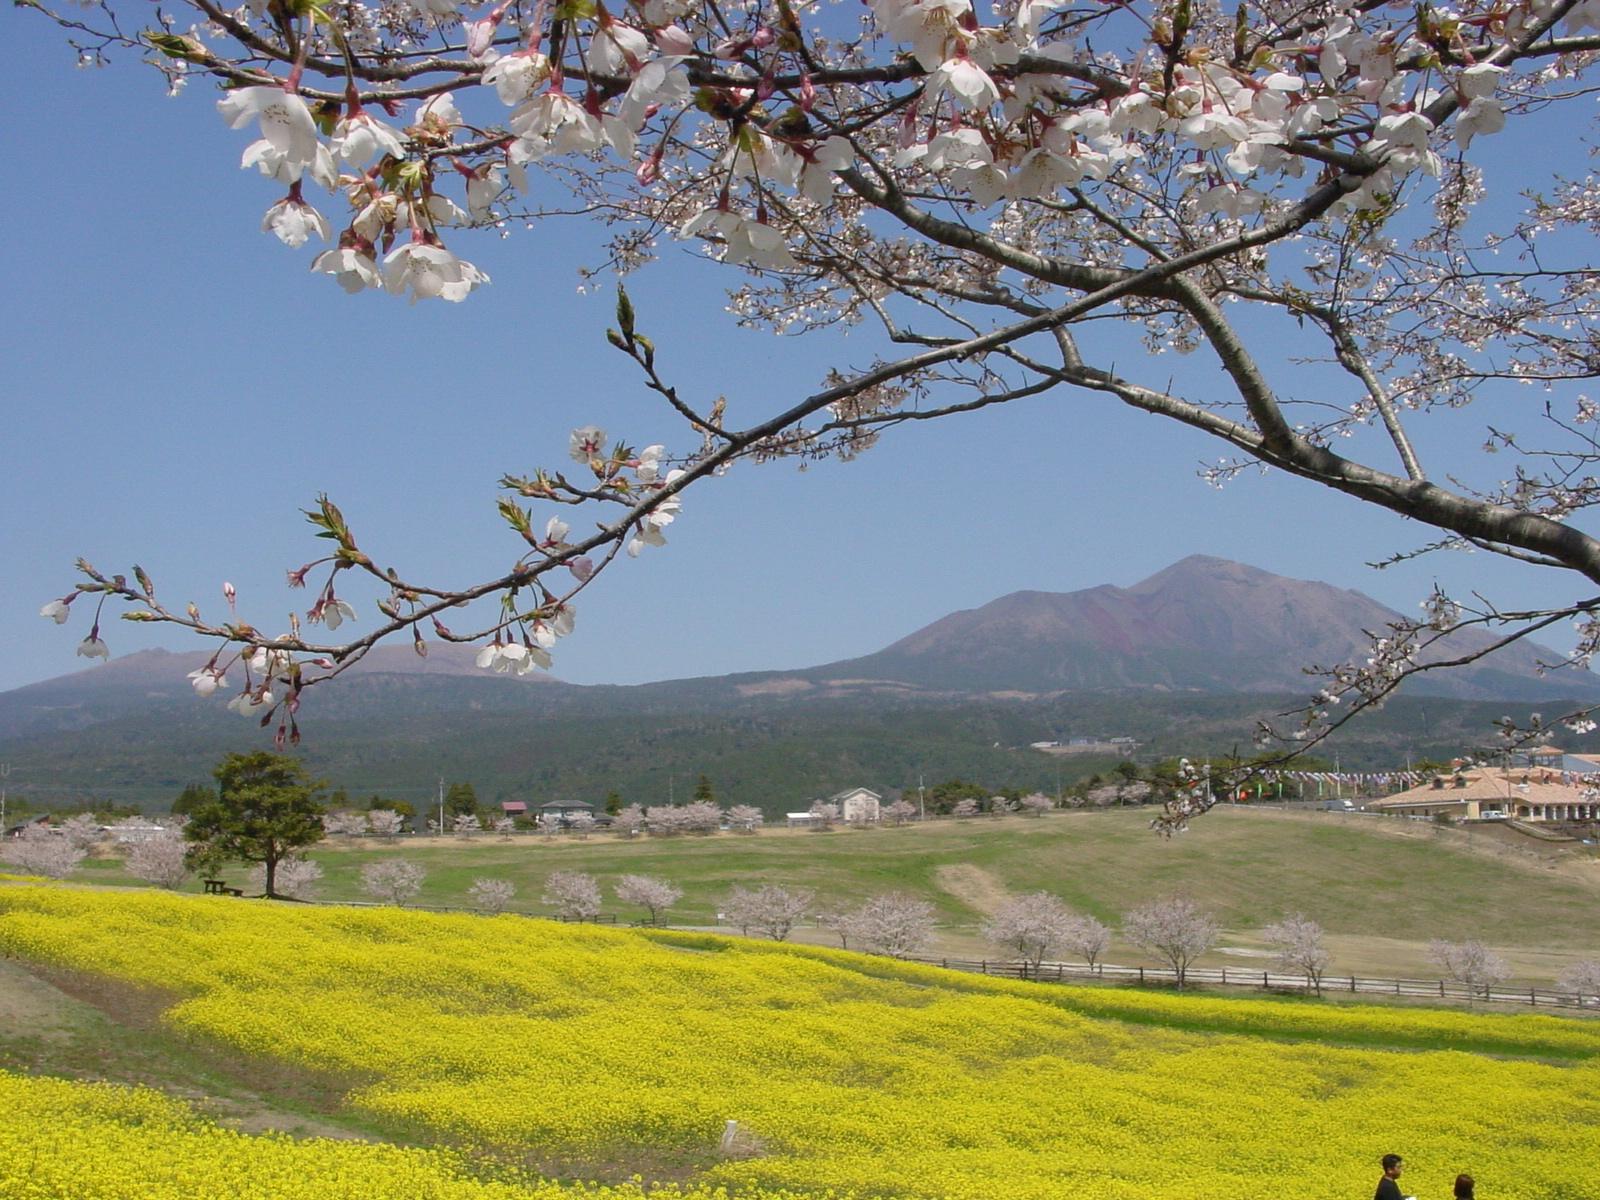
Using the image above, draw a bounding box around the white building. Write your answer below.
[829,787,882,824]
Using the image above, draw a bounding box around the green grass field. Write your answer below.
[74,806,1600,981]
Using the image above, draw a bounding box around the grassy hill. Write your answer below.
[77,806,1600,979]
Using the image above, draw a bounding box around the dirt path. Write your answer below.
[932,863,1012,916]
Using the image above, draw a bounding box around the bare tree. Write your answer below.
[1062,914,1112,971]
[367,809,404,837]
[726,805,764,833]
[882,800,917,827]
[566,811,597,839]
[1262,913,1332,997]
[543,870,603,921]
[1123,897,1220,989]
[250,855,323,900]
[361,859,426,906]
[847,893,937,959]
[1428,939,1510,1000]
[1018,794,1054,818]
[1558,960,1600,1005]
[722,885,814,941]
[982,893,1076,971]
[468,877,516,914]
[124,829,191,889]
[615,874,683,926]
[1,825,87,880]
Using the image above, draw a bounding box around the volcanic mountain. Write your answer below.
[780,555,1595,700]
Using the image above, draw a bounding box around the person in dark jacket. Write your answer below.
[1454,1174,1475,1199]
[1375,1154,1413,1200]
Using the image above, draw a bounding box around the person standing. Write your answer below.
[1375,1154,1414,1200]
[1454,1175,1475,1199]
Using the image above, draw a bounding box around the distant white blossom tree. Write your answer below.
[250,855,324,900]
[543,870,603,921]
[566,811,597,839]
[59,814,103,851]
[468,877,516,914]
[1262,913,1332,996]
[1558,960,1600,1005]
[361,859,426,906]
[952,799,981,820]
[1062,914,1113,971]
[367,809,405,837]
[1123,896,1220,989]
[723,884,814,941]
[492,816,517,840]
[613,805,646,838]
[847,893,937,959]
[882,800,918,827]
[1,826,87,880]
[1429,938,1511,999]
[615,874,683,926]
[452,812,482,838]
[322,810,368,836]
[726,805,764,834]
[982,892,1076,970]
[1019,794,1054,818]
[124,829,191,890]
[807,801,840,830]
[680,801,723,835]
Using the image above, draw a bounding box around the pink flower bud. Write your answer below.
[655,24,694,56]
[467,16,500,59]
[800,72,816,111]
[751,26,775,48]
[223,581,236,604]
[569,556,596,583]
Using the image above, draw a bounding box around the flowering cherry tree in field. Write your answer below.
[1427,936,1510,998]
[1061,912,1112,969]
[29,0,1600,831]
[361,857,427,904]
[1558,959,1600,1004]
[124,829,193,890]
[614,873,683,924]
[543,868,603,918]
[722,883,813,940]
[1261,911,1331,994]
[468,876,517,912]
[251,854,326,899]
[1123,895,1220,987]
[982,891,1076,968]
[725,804,764,832]
[844,892,938,958]
[367,808,406,836]
[0,826,88,881]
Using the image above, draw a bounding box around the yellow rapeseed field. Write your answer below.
[1,885,1597,1200]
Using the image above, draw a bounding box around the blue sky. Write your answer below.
[2,17,1587,697]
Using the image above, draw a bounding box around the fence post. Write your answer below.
[1221,967,1227,985]
[1138,967,1144,984]
[1350,976,1356,993]
[1531,988,1537,1006]
[1262,971,1268,988]
[981,960,988,975]
[1440,981,1445,998]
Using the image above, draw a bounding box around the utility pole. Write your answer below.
[437,777,445,838]
[917,772,926,821]
[0,763,9,835]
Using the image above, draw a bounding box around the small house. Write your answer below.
[828,787,882,824]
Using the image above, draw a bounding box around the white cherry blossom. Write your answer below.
[382,240,488,303]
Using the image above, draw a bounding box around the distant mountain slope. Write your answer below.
[3,557,1597,808]
[795,556,1595,699]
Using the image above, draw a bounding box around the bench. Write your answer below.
[202,879,245,897]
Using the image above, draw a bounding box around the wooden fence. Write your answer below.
[905,956,1598,1010]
